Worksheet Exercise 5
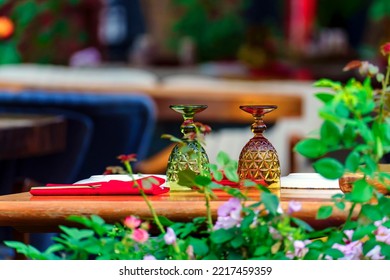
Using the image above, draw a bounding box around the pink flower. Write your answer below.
[164,227,176,245]
[131,228,149,243]
[366,245,384,260]
[186,245,194,259]
[287,200,302,214]
[143,254,156,260]
[269,227,282,240]
[380,42,390,56]
[374,223,390,244]
[286,240,310,259]
[214,198,242,230]
[343,60,378,77]
[69,47,101,67]
[117,154,137,163]
[331,241,363,260]
[124,216,141,229]
[195,122,212,134]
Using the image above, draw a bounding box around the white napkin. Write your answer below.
[281,173,339,189]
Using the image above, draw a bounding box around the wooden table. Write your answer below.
[0,188,347,233]
[0,64,304,124]
[0,114,66,160]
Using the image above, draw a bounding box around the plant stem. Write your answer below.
[379,58,390,122]
[124,161,165,234]
[342,201,357,231]
[204,189,214,231]
[140,187,166,234]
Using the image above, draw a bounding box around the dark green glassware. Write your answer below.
[166,105,210,191]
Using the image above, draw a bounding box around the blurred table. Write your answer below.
[0,114,66,160]
[0,188,347,233]
[0,64,304,124]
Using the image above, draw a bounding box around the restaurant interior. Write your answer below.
[0,0,389,260]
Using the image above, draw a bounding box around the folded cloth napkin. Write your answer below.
[29,176,168,196]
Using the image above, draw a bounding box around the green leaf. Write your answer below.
[361,204,383,221]
[261,192,279,215]
[324,248,344,259]
[380,244,390,258]
[157,216,175,227]
[240,211,255,229]
[334,201,346,210]
[320,121,341,147]
[291,217,314,232]
[313,79,341,89]
[194,175,212,186]
[254,246,270,256]
[306,239,325,250]
[212,170,223,181]
[210,229,235,244]
[224,187,248,199]
[350,180,374,203]
[342,124,356,147]
[335,102,350,118]
[358,123,374,143]
[177,169,197,187]
[313,158,344,179]
[316,205,333,219]
[315,93,334,104]
[216,151,231,166]
[58,226,95,240]
[362,239,379,256]
[352,224,376,241]
[224,165,239,182]
[361,155,378,175]
[345,151,360,172]
[230,235,244,248]
[189,237,209,256]
[294,138,327,159]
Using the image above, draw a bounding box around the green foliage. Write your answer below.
[169,0,248,61]
[0,0,89,64]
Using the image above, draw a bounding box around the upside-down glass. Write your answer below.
[237,105,281,189]
[166,105,210,191]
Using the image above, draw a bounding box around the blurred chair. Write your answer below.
[0,90,157,255]
[0,91,157,181]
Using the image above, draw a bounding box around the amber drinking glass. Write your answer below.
[237,105,281,189]
[166,105,210,191]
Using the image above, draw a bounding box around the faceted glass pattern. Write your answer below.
[166,105,210,191]
[238,105,281,188]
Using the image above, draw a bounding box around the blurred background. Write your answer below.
[0,0,388,77]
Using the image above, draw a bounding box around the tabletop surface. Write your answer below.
[0,114,66,160]
[0,187,348,232]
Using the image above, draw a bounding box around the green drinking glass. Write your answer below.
[166,104,210,191]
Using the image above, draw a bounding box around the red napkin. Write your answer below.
[29,176,168,196]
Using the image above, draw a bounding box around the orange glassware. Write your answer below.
[237,105,281,189]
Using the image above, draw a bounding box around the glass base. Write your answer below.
[167,181,194,192]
